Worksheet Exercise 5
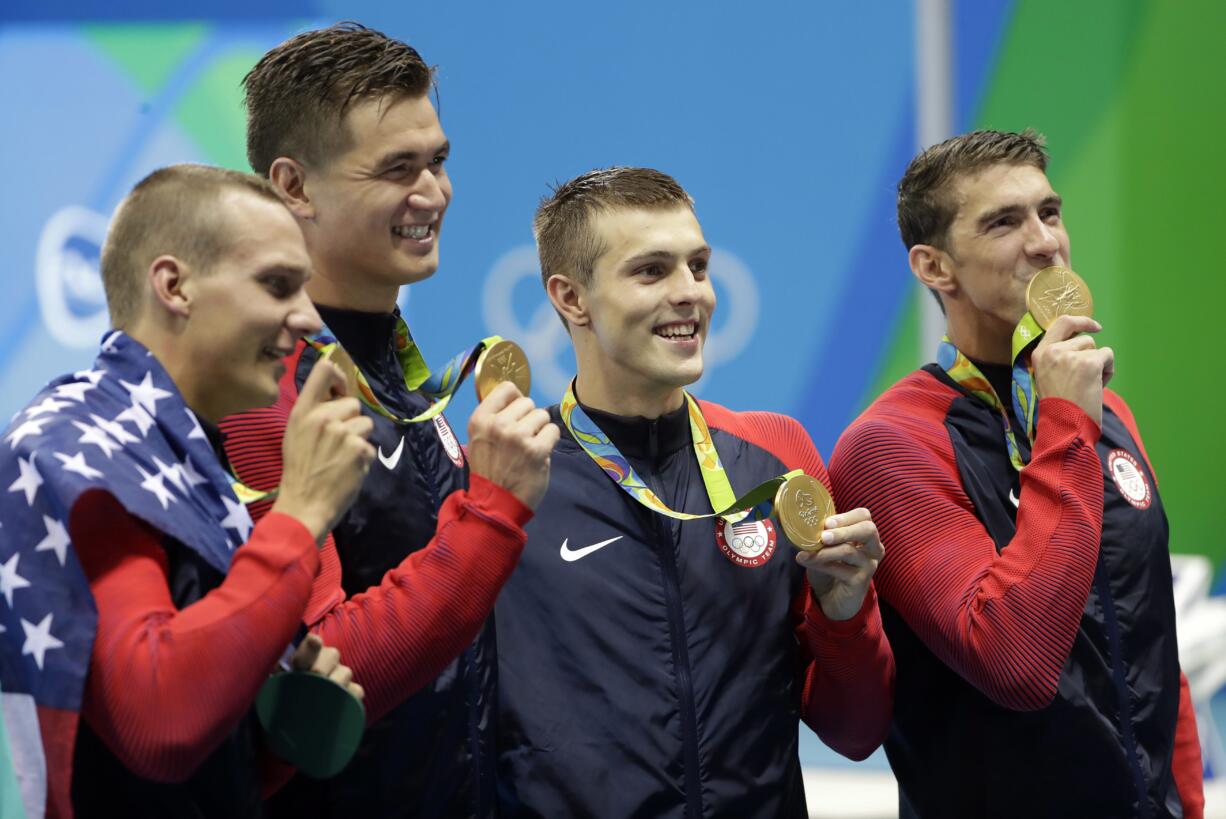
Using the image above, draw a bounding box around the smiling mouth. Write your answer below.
[392,224,434,241]
[654,321,697,341]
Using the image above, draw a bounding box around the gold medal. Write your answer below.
[773,473,835,552]
[1025,266,1094,330]
[473,339,531,401]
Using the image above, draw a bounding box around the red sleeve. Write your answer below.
[702,403,895,758]
[309,473,529,722]
[221,345,533,724]
[70,490,318,783]
[1172,671,1205,819]
[829,374,1104,711]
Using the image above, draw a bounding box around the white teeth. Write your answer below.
[656,323,696,338]
[394,224,431,239]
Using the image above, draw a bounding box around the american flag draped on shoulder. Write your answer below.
[0,331,254,819]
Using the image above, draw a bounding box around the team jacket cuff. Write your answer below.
[806,583,878,637]
[252,511,322,568]
[466,472,534,530]
[1035,396,1103,447]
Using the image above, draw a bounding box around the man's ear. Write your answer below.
[546,274,589,329]
[909,243,958,297]
[147,255,192,319]
[268,157,314,220]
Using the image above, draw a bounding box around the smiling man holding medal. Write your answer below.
[218,23,558,819]
[494,167,895,818]
[0,164,372,818]
[830,130,1204,818]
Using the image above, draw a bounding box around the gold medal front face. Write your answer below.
[1026,266,1094,330]
[474,340,532,401]
[773,474,834,552]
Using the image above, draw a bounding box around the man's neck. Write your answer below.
[945,310,1014,365]
[574,370,686,420]
[306,270,399,314]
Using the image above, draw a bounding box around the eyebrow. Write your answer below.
[975,195,1063,231]
[374,140,451,168]
[621,245,711,268]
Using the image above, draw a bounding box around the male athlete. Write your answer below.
[830,130,1203,818]
[495,167,895,818]
[220,23,558,818]
[0,165,369,818]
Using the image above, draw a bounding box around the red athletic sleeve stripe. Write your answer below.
[1172,671,1205,818]
[702,401,894,758]
[830,371,1104,711]
[70,490,317,782]
[310,473,530,722]
[221,342,533,724]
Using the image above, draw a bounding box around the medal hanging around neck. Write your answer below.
[559,380,835,551]
[939,266,1094,472]
[231,320,532,504]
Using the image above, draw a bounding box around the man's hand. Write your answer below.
[1031,314,1115,429]
[466,381,560,511]
[795,508,885,621]
[289,633,365,701]
[272,360,376,543]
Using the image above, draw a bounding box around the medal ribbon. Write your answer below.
[307,317,502,424]
[560,380,801,523]
[231,316,501,504]
[937,312,1045,472]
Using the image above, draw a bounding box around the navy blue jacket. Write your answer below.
[496,398,894,818]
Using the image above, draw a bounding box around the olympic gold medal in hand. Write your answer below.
[474,339,531,401]
[773,474,835,553]
[1026,266,1094,330]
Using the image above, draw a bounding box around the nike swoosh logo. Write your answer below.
[378,436,405,470]
[560,536,623,562]
[1009,489,1020,508]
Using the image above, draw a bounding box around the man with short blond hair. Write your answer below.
[495,166,895,818]
[0,163,371,818]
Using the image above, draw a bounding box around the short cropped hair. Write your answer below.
[897,129,1049,250]
[243,21,434,176]
[100,164,281,328]
[534,167,694,296]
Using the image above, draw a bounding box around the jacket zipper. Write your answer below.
[645,466,705,818]
[1093,557,1151,817]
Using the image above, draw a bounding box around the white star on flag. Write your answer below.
[185,408,207,441]
[220,495,254,544]
[74,421,120,458]
[136,465,176,510]
[121,372,173,417]
[34,516,71,566]
[181,455,210,487]
[6,418,49,450]
[91,414,137,445]
[116,404,155,436]
[8,455,43,506]
[25,397,70,418]
[21,613,65,670]
[53,381,96,403]
[54,451,104,480]
[153,456,186,493]
[74,368,106,386]
[0,552,31,606]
